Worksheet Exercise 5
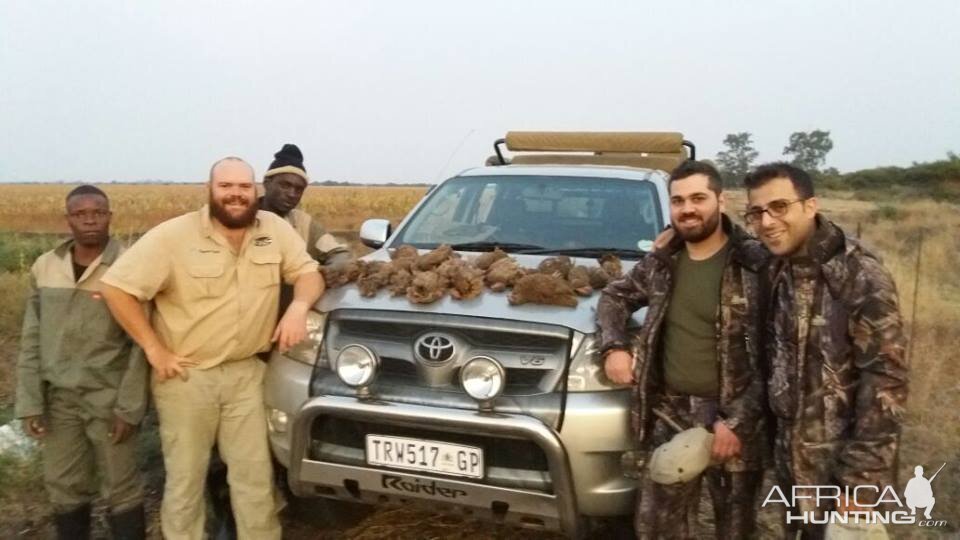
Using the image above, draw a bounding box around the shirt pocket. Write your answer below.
[249,251,282,288]
[186,264,229,298]
[78,289,125,340]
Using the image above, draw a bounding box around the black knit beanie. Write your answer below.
[265,143,308,181]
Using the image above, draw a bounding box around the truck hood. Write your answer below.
[314,250,640,335]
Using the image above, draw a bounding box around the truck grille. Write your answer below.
[326,310,570,396]
[339,319,561,351]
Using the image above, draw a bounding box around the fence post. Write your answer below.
[906,228,924,365]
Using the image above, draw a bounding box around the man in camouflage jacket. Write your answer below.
[597,161,769,539]
[743,162,908,538]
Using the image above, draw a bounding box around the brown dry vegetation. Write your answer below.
[0,186,957,538]
[0,184,427,236]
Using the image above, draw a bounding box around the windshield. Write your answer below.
[391,175,662,257]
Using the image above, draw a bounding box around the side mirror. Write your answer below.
[359,219,392,249]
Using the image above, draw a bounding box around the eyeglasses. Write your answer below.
[67,210,111,220]
[742,199,806,225]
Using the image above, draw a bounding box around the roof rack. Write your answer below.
[490,131,695,171]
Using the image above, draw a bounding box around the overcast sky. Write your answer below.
[1,1,958,183]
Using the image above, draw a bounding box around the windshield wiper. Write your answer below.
[517,247,647,259]
[449,241,545,253]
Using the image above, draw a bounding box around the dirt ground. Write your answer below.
[2,408,782,539]
[1,409,569,539]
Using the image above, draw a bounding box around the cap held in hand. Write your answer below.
[647,426,714,484]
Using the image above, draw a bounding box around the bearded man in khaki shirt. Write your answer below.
[101,157,324,540]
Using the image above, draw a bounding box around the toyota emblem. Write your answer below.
[414,333,456,363]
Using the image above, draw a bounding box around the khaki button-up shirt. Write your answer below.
[102,205,318,369]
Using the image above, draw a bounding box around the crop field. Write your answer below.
[0,184,957,538]
[0,184,428,237]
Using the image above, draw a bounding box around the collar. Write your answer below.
[53,236,122,266]
[773,215,850,298]
[805,214,846,265]
[200,204,216,238]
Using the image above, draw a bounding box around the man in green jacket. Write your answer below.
[15,185,148,539]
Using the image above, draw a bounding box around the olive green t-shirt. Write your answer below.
[661,241,730,397]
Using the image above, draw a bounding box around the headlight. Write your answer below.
[566,331,638,392]
[284,311,328,365]
[460,356,505,404]
[267,408,289,434]
[335,344,379,388]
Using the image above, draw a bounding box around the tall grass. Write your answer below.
[0,271,30,405]
[0,184,427,235]
[0,233,62,274]
[861,201,960,537]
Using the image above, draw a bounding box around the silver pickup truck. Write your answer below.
[264,132,694,537]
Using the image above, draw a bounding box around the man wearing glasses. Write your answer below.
[743,163,908,538]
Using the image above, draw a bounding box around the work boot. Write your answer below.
[54,503,91,540]
[108,504,146,540]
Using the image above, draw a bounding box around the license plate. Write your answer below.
[365,435,484,479]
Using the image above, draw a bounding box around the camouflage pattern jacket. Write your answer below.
[596,215,770,470]
[766,215,908,502]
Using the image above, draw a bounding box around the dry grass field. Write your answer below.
[0,184,428,236]
[0,184,957,538]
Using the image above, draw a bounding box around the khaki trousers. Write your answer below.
[42,388,143,513]
[152,357,280,540]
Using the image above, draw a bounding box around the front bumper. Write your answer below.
[289,396,581,535]
[264,353,313,469]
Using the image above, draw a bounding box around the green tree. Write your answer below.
[714,132,759,182]
[783,130,834,172]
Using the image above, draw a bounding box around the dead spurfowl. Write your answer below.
[415,244,455,271]
[406,270,449,304]
[438,258,484,300]
[508,273,578,308]
[484,257,526,292]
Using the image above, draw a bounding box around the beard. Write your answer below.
[209,192,259,229]
[673,209,721,243]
